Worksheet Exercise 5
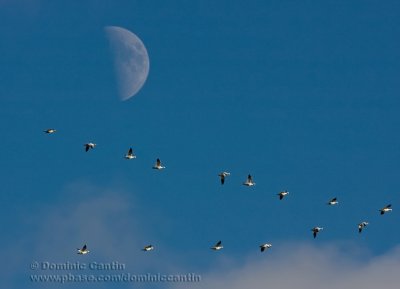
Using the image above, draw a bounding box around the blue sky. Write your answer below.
[1,1,400,288]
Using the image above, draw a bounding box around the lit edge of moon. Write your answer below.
[105,26,150,101]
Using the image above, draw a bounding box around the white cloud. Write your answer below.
[173,242,400,289]
[2,182,399,289]
[1,182,177,289]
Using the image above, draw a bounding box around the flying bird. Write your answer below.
[44,129,56,134]
[358,221,369,233]
[327,197,338,205]
[142,245,154,251]
[152,158,166,170]
[77,244,89,255]
[124,148,136,159]
[277,190,289,200]
[379,204,392,215]
[210,240,223,251]
[218,172,230,185]
[84,142,96,152]
[243,174,256,186]
[260,243,272,252]
[311,227,323,239]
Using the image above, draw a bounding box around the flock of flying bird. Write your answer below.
[44,128,394,255]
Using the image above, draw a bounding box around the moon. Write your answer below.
[105,26,150,101]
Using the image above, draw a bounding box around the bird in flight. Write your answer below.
[311,227,323,239]
[77,244,89,255]
[84,142,96,152]
[379,204,392,215]
[327,197,338,205]
[358,221,369,233]
[152,158,166,170]
[218,172,230,185]
[142,245,154,252]
[260,243,272,252]
[243,174,256,186]
[124,148,136,159]
[277,190,289,200]
[44,129,56,134]
[210,240,223,251]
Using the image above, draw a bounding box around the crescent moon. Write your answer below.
[105,26,150,101]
